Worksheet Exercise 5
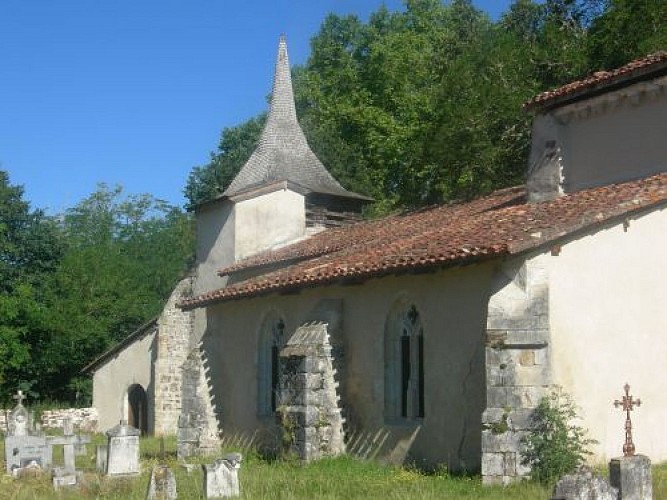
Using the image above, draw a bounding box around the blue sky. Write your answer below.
[1,1,513,213]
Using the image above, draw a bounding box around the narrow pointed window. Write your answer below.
[258,315,286,416]
[385,304,424,420]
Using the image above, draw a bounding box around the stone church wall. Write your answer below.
[201,263,493,471]
[482,204,667,484]
[92,326,156,433]
[548,205,667,463]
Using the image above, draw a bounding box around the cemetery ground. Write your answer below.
[0,434,666,499]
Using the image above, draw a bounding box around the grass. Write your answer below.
[0,434,665,499]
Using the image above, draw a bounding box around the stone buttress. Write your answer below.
[482,255,552,485]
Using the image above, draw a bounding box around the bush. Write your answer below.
[521,389,596,483]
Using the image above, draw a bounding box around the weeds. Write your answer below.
[521,388,596,483]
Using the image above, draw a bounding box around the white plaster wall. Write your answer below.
[234,189,305,261]
[548,205,667,462]
[195,201,234,295]
[201,263,494,470]
[530,78,667,194]
[92,329,156,433]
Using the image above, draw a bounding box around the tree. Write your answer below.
[588,0,667,69]
[0,171,62,401]
[35,185,194,401]
[0,171,62,291]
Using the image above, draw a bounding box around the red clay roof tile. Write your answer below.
[180,173,667,309]
[524,52,667,111]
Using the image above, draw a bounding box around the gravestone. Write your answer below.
[203,453,242,498]
[47,417,91,487]
[4,390,52,473]
[146,436,178,499]
[96,445,108,472]
[147,465,178,499]
[106,420,141,476]
[177,413,201,461]
[551,466,618,500]
[609,455,652,500]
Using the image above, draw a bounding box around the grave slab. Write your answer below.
[5,435,53,472]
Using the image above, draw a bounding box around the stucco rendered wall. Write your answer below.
[233,189,305,261]
[195,201,234,295]
[92,328,156,434]
[201,263,493,471]
[528,76,667,198]
[548,205,667,463]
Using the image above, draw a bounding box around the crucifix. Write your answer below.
[613,383,641,457]
[12,390,26,407]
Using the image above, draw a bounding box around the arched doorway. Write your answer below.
[127,384,148,434]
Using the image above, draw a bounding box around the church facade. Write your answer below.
[86,41,667,483]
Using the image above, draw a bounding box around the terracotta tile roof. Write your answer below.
[524,52,667,111]
[180,173,667,310]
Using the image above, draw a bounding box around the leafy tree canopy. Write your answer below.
[185,0,667,212]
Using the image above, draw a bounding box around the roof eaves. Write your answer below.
[81,318,158,375]
[181,245,509,310]
[524,52,667,112]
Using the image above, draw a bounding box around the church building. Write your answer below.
[85,39,667,484]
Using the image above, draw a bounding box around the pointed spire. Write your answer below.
[223,35,368,201]
[267,34,299,129]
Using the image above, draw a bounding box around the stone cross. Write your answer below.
[12,390,26,406]
[613,383,641,457]
[47,417,90,474]
[9,390,29,436]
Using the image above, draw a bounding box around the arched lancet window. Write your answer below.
[385,304,424,420]
[258,314,286,416]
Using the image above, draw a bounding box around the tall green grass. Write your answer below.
[0,434,665,499]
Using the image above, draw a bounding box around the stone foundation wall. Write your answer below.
[482,256,552,485]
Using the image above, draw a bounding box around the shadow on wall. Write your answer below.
[346,425,421,466]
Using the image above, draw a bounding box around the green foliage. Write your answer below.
[32,185,195,401]
[0,179,194,403]
[0,171,63,403]
[189,0,666,211]
[521,389,596,483]
[587,0,667,69]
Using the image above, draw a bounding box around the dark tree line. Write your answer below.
[186,0,667,212]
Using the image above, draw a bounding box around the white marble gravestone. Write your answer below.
[203,453,242,498]
[4,390,52,473]
[105,420,141,476]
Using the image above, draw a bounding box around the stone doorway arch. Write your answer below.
[127,384,148,434]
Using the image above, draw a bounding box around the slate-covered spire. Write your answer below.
[223,35,367,200]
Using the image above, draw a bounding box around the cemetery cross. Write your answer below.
[613,383,641,457]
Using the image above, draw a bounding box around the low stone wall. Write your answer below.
[0,407,99,433]
[40,407,99,432]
